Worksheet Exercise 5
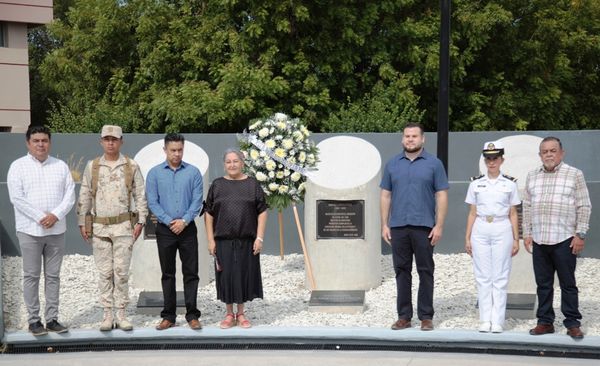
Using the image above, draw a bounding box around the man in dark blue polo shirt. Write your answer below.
[380,123,449,331]
[146,133,203,330]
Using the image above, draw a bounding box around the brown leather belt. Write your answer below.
[93,212,131,225]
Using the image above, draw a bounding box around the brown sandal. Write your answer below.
[236,312,251,328]
[220,313,236,329]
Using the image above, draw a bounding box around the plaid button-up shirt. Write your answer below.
[522,162,591,245]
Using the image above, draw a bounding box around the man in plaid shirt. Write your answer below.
[522,136,591,339]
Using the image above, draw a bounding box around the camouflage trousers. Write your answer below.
[91,235,133,308]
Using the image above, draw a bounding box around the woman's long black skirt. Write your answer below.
[215,238,263,304]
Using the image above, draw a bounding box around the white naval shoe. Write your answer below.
[491,324,503,333]
[478,321,491,333]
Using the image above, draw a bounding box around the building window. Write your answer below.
[0,22,6,47]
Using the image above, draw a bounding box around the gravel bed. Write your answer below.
[2,253,599,335]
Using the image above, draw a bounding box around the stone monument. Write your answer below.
[131,139,210,314]
[304,136,382,313]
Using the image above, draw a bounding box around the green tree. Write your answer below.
[35,0,600,133]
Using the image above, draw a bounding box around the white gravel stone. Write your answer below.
[2,253,599,335]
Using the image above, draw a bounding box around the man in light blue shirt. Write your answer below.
[146,133,203,330]
[380,123,449,331]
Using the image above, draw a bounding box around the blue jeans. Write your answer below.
[532,238,581,328]
[391,226,434,321]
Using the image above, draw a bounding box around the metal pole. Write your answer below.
[437,0,451,173]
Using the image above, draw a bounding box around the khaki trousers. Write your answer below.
[92,235,133,308]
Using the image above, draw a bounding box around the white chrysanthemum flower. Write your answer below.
[282,139,294,149]
[268,183,279,191]
[278,185,289,194]
[276,171,284,179]
[265,139,276,149]
[253,159,263,167]
[269,127,275,134]
[298,151,306,163]
[255,172,268,182]
[258,127,270,138]
[275,112,287,121]
[265,159,276,171]
[268,171,275,178]
[259,151,266,157]
[249,120,261,130]
[274,148,286,158]
[284,169,291,177]
[292,130,303,142]
[300,125,309,136]
[291,172,302,182]
[288,157,297,164]
[250,149,259,160]
[276,122,286,130]
[307,153,315,164]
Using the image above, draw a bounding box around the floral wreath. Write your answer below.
[238,113,319,211]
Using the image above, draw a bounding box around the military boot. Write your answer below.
[115,308,133,331]
[100,308,114,331]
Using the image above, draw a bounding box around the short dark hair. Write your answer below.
[403,122,424,135]
[26,125,51,141]
[164,133,185,145]
[541,136,562,150]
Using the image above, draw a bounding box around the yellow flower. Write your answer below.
[274,148,286,158]
[276,171,284,179]
[291,172,301,182]
[276,122,286,130]
[298,151,306,163]
[268,183,279,191]
[278,185,289,194]
[265,160,276,171]
[250,149,259,160]
[265,139,276,149]
[282,139,294,149]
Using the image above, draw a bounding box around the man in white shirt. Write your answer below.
[7,125,75,336]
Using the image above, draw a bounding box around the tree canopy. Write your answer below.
[30,0,600,133]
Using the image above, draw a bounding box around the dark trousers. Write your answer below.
[532,238,581,328]
[155,222,201,322]
[391,226,434,320]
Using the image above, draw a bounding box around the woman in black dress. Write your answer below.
[204,149,268,329]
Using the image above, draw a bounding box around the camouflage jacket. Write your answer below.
[77,154,148,237]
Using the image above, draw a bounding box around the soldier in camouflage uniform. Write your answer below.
[77,125,148,331]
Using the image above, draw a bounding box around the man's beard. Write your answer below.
[403,145,423,153]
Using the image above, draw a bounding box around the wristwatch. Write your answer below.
[576,232,586,240]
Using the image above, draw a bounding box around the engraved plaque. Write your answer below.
[317,200,364,239]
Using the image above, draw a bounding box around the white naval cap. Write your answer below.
[482,141,504,157]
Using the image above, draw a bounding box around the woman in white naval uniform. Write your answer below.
[465,141,520,333]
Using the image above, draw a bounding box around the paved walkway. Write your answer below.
[2,326,599,362]
[0,349,597,366]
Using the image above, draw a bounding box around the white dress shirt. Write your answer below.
[7,153,76,236]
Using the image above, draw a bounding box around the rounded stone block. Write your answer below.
[305,136,381,290]
[131,140,211,291]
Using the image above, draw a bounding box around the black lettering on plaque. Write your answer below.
[317,200,364,239]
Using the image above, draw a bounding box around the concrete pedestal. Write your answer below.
[304,136,381,292]
[131,140,211,294]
